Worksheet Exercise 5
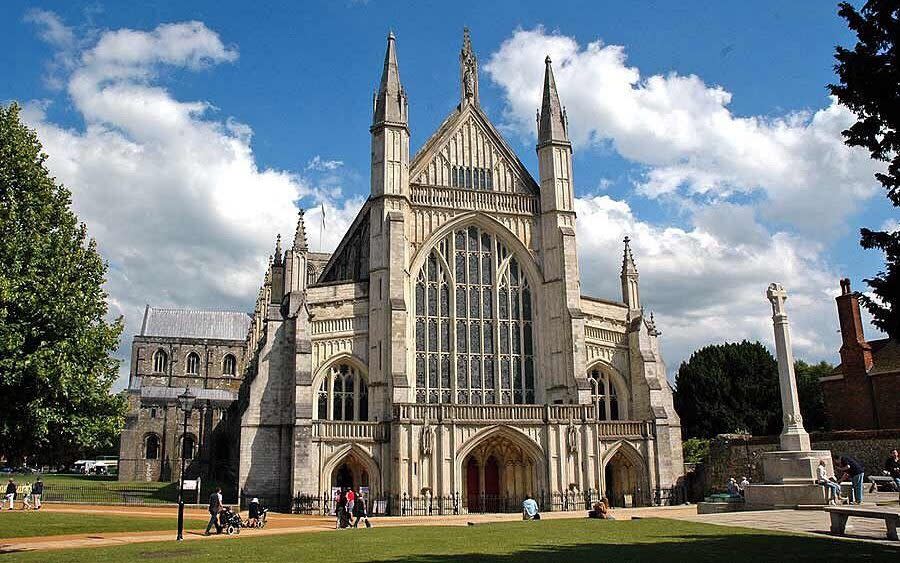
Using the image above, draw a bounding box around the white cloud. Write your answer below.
[306,155,344,171]
[574,196,841,369]
[23,17,350,388]
[485,28,882,233]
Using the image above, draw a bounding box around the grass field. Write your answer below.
[1,473,224,505]
[2,518,897,562]
[0,511,207,539]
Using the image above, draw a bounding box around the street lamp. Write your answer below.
[176,386,196,541]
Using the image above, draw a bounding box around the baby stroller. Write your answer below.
[219,506,243,535]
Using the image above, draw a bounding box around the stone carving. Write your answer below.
[421,424,435,456]
[566,421,579,455]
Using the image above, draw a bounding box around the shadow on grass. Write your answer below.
[370,532,898,563]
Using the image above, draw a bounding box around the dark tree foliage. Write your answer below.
[829,1,900,339]
[794,360,832,432]
[673,341,831,439]
[0,103,125,465]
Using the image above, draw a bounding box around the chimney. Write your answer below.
[835,278,873,372]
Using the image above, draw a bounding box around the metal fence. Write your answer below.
[288,487,686,516]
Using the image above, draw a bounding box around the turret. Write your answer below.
[536,54,585,402]
[372,32,408,132]
[621,236,640,313]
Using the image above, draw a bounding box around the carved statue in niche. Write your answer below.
[421,424,435,456]
[566,421,579,455]
[463,62,475,99]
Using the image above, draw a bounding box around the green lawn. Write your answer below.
[2,518,897,562]
[0,511,207,539]
[1,474,223,505]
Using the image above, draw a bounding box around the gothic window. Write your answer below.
[144,434,160,460]
[181,434,196,459]
[153,350,168,373]
[315,363,369,421]
[450,166,493,191]
[588,367,621,421]
[222,354,236,376]
[307,265,319,286]
[415,226,535,404]
[186,352,201,375]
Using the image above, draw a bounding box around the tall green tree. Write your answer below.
[829,1,899,339]
[673,341,780,439]
[0,103,125,465]
[673,341,832,439]
[794,360,831,432]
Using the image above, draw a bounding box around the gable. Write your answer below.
[410,105,539,195]
[318,202,371,284]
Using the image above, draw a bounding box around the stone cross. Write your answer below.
[766,283,811,452]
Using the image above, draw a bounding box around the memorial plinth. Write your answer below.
[743,283,832,508]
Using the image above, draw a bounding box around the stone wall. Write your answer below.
[685,429,900,501]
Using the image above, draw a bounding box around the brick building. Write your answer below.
[820,279,899,430]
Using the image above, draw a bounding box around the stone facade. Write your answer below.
[119,31,685,511]
[820,279,899,430]
[234,31,684,511]
[118,307,250,484]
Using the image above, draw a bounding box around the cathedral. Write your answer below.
[119,30,684,513]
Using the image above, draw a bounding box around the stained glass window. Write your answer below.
[415,227,535,404]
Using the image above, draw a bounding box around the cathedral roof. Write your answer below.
[139,306,251,341]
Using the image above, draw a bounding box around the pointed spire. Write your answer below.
[538,55,569,146]
[274,234,283,265]
[622,236,638,276]
[460,27,479,105]
[293,208,309,252]
[373,31,407,128]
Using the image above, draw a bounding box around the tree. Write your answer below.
[794,360,832,432]
[673,341,780,439]
[0,103,125,465]
[673,341,831,439]
[829,1,900,339]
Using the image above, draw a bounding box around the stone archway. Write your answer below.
[458,427,543,513]
[322,445,380,497]
[602,442,646,507]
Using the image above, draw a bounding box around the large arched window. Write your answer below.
[415,226,535,405]
[145,434,160,460]
[315,363,369,421]
[153,350,168,373]
[588,367,621,421]
[186,352,201,375]
[222,354,236,376]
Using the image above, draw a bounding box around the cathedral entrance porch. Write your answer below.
[603,443,647,507]
[459,428,541,513]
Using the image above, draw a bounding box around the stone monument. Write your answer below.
[743,283,833,507]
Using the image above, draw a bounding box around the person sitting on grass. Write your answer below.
[522,493,540,520]
[247,497,261,528]
[588,497,615,520]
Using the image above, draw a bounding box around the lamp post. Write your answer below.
[176,387,196,541]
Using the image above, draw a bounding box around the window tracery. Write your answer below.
[588,367,621,420]
[415,226,534,404]
[315,363,368,421]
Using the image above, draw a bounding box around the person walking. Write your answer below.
[21,482,32,509]
[837,455,865,504]
[884,449,900,492]
[335,488,347,529]
[4,478,16,510]
[352,491,371,528]
[346,487,356,519]
[31,478,43,510]
[816,459,845,505]
[204,487,224,535]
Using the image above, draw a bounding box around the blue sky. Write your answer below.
[1,1,892,386]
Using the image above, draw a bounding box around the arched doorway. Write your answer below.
[603,444,645,507]
[324,446,380,499]
[330,456,370,491]
[460,428,542,513]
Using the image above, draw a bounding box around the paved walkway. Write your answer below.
[1,503,897,554]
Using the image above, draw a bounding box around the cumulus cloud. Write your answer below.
[23,16,352,387]
[485,28,882,233]
[574,196,840,366]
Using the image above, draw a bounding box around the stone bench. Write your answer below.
[868,475,898,493]
[824,506,900,541]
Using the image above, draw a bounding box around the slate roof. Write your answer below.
[832,337,900,377]
[140,306,251,341]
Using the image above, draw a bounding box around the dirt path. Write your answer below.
[0,505,696,554]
